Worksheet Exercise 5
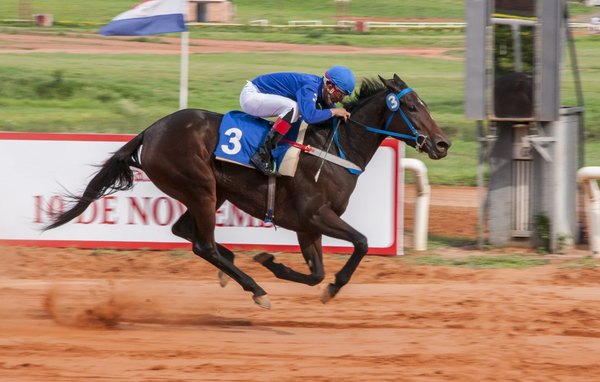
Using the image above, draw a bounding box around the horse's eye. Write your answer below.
[409,104,417,112]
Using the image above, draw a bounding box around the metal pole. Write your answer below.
[564,1,586,244]
[179,31,189,110]
[396,142,406,255]
[564,2,585,167]
[477,120,487,249]
[511,23,522,72]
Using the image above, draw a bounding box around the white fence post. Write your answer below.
[402,158,430,251]
[576,167,600,256]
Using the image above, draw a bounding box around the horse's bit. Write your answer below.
[348,87,428,151]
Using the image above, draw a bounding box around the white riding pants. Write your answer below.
[239,81,300,122]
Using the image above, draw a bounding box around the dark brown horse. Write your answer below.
[45,74,450,308]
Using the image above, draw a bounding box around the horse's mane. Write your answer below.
[342,77,385,112]
[308,76,403,132]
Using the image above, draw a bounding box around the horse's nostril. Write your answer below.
[436,140,451,152]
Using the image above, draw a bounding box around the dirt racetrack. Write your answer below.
[2,240,600,382]
[2,32,600,382]
[1,190,598,382]
[0,32,459,59]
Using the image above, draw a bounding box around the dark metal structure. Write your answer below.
[465,0,584,252]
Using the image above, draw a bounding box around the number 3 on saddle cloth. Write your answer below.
[214,111,307,176]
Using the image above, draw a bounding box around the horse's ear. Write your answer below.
[392,73,409,91]
[379,75,401,92]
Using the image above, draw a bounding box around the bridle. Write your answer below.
[346,87,428,151]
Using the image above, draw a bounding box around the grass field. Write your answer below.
[1,1,599,185]
[0,1,466,24]
[0,0,595,24]
[0,51,466,132]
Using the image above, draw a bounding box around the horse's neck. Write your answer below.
[304,94,391,170]
[337,109,387,170]
[305,119,383,171]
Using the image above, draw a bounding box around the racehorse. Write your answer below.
[44,74,450,309]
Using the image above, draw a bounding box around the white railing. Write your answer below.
[288,20,322,26]
[336,20,357,27]
[577,167,600,256]
[365,21,465,29]
[249,19,269,26]
[183,20,594,31]
[402,158,430,252]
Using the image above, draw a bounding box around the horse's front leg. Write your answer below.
[309,206,368,303]
[253,232,325,286]
[173,205,268,308]
[192,239,269,308]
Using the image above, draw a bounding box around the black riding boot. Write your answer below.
[251,128,283,176]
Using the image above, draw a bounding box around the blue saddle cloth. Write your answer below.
[214,111,302,170]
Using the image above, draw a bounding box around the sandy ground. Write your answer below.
[0,32,459,59]
[2,186,599,382]
[2,241,600,382]
[404,185,481,240]
[2,33,600,382]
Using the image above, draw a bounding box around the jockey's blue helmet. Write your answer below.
[325,66,356,95]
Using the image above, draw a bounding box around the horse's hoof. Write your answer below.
[320,284,334,304]
[253,252,274,264]
[217,270,230,287]
[253,294,271,309]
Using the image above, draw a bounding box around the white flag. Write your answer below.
[100,0,187,36]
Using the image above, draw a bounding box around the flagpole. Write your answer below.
[99,0,189,108]
[179,30,189,110]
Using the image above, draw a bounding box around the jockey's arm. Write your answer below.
[296,86,336,124]
[330,107,351,122]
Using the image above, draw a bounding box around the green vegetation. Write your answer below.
[90,249,121,256]
[169,250,192,258]
[533,213,551,253]
[0,0,467,24]
[427,235,477,249]
[409,254,549,268]
[1,0,594,24]
[0,50,469,131]
[558,256,600,268]
[189,28,466,49]
[405,140,482,185]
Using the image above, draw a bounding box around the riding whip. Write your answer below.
[314,120,339,182]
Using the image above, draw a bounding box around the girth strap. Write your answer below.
[281,139,363,173]
[265,175,276,223]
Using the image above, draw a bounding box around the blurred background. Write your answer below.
[0,0,599,185]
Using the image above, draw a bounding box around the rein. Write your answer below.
[287,86,430,179]
[346,87,428,150]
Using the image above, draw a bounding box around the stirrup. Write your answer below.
[251,155,277,176]
[258,162,278,176]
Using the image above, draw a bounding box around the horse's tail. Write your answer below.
[44,132,145,231]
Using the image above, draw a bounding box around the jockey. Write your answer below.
[239,66,356,176]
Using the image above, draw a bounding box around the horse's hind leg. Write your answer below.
[172,210,235,287]
[173,210,235,262]
[175,198,270,308]
[215,244,234,287]
[172,210,195,242]
[254,232,325,286]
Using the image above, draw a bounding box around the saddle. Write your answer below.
[214,111,306,177]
